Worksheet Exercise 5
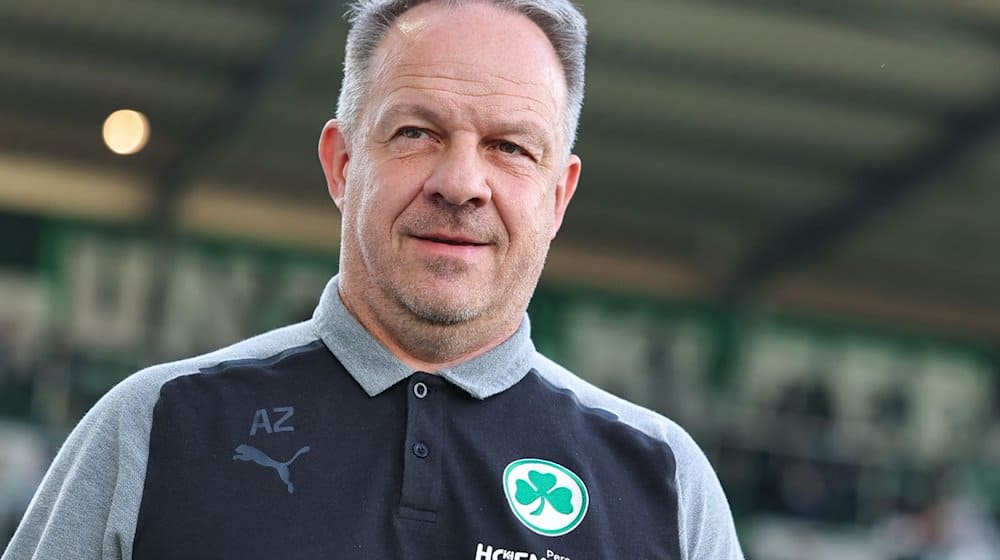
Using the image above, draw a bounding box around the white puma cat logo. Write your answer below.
[233,444,311,494]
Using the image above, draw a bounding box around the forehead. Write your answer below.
[365,2,567,129]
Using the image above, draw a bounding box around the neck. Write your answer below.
[337,278,521,372]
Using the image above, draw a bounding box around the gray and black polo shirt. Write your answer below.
[4,276,743,559]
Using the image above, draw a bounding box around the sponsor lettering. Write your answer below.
[474,543,571,560]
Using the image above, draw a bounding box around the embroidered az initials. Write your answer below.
[249,406,295,436]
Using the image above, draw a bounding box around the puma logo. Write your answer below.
[233,444,311,494]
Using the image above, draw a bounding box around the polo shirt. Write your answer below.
[3,276,743,560]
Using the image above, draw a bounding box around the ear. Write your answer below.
[550,153,581,239]
[318,119,350,210]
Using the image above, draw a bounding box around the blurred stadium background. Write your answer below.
[1,0,999,557]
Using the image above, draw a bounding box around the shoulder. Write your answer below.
[72,320,323,461]
[531,352,744,560]
[3,321,325,559]
[106,320,320,411]
[530,352,699,454]
[530,352,718,491]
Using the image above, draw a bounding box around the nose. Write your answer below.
[423,139,491,208]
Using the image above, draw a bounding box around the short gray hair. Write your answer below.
[336,0,587,154]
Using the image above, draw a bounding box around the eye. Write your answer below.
[397,127,430,140]
[496,141,527,157]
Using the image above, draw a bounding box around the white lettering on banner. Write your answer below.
[61,232,330,359]
[160,253,259,357]
[157,254,328,357]
[67,237,154,350]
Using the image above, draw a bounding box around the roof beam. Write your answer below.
[586,43,950,120]
[0,19,246,78]
[142,0,343,353]
[147,0,340,216]
[706,0,1000,49]
[724,86,1000,300]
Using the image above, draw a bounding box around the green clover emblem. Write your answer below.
[514,470,575,516]
[503,458,588,536]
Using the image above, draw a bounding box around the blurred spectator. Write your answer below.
[876,469,1000,560]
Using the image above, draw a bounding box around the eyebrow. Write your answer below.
[375,104,445,134]
[376,103,555,156]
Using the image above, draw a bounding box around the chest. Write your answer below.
[132,364,680,559]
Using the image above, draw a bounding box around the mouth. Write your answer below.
[414,234,488,247]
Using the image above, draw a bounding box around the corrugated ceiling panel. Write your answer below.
[586,68,934,164]
[584,0,1000,105]
[0,0,280,56]
[0,44,227,110]
[579,140,844,213]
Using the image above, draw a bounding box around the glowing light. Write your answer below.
[102,109,149,155]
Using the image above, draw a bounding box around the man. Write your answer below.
[5,1,744,558]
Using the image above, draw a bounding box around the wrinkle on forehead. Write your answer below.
[377,58,564,125]
[389,72,555,106]
[393,62,554,88]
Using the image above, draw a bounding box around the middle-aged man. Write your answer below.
[4,1,744,558]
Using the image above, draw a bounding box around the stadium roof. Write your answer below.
[1,0,998,338]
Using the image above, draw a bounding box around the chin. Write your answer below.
[399,292,485,326]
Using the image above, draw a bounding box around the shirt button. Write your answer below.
[412,442,429,459]
[413,381,428,399]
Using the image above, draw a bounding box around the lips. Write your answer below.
[414,234,488,246]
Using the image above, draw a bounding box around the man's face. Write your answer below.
[322,2,580,345]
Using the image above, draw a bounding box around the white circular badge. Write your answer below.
[502,458,589,536]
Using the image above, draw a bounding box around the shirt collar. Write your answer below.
[311,275,536,399]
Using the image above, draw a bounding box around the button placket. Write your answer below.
[398,373,443,521]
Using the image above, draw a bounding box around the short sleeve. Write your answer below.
[3,376,154,560]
